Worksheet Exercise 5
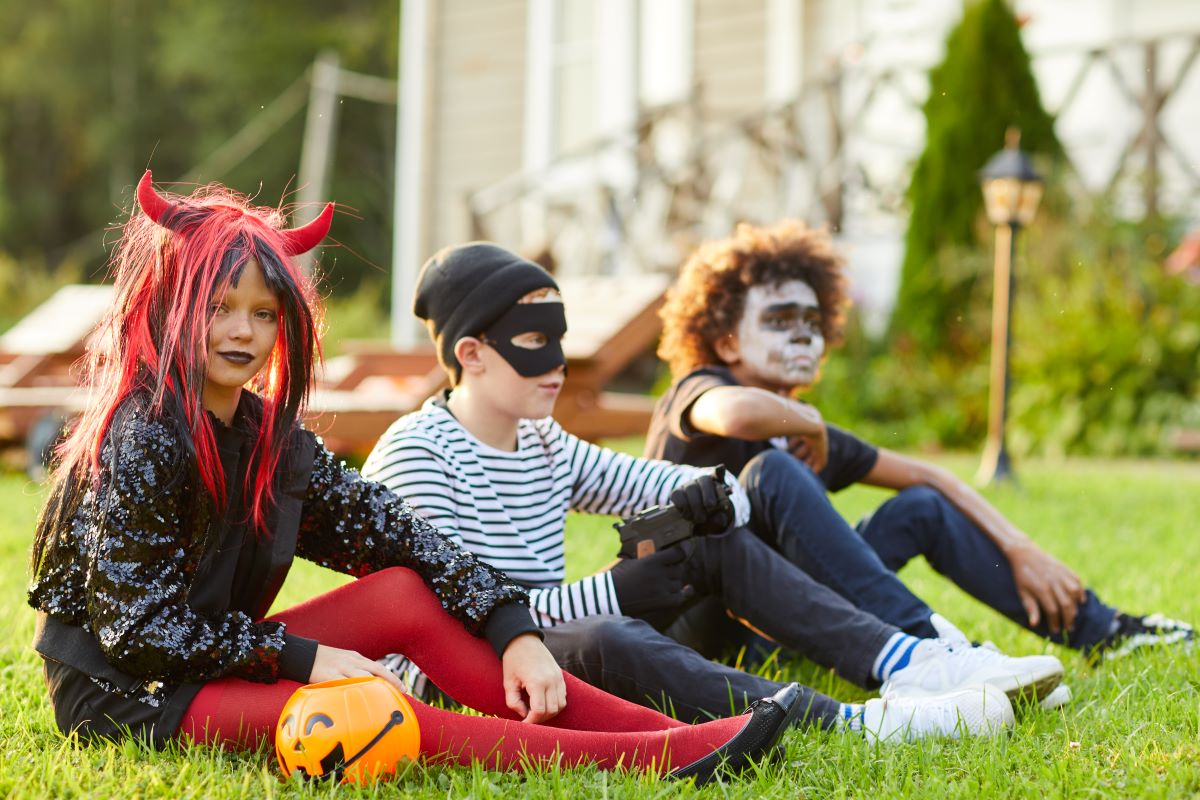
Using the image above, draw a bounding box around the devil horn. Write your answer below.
[279,203,334,256]
[136,170,181,225]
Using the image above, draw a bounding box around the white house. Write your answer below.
[391,0,1200,343]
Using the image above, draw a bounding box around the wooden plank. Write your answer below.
[554,390,658,442]
[558,274,671,360]
[0,354,54,389]
[321,347,440,390]
[430,0,527,250]
[0,285,114,356]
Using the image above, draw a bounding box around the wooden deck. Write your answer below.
[1,275,671,457]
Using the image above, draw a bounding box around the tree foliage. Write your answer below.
[890,0,1062,357]
[810,206,1200,458]
[0,0,397,291]
[817,0,1200,459]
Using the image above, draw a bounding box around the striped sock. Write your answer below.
[872,632,922,682]
[839,702,866,733]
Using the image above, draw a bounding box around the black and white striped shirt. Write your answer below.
[362,396,748,628]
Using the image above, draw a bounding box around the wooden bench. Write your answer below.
[0,285,114,450]
[306,273,672,451]
[1,275,673,459]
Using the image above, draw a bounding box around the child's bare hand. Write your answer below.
[309,644,405,692]
[501,633,566,723]
[1008,544,1086,633]
[788,428,829,473]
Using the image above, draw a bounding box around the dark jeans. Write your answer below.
[542,524,902,724]
[544,615,839,727]
[658,526,896,689]
[742,449,1118,650]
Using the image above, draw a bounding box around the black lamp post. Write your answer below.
[977,128,1042,486]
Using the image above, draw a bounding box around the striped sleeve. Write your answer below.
[361,427,466,541]
[544,420,752,526]
[527,573,621,628]
[364,414,625,627]
[549,421,702,517]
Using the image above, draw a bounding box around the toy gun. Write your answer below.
[615,504,694,559]
[614,479,731,559]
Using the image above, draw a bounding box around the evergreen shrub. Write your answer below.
[810,208,1200,458]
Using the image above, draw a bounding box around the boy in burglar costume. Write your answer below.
[362,241,1066,742]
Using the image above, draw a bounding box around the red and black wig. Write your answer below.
[32,171,332,569]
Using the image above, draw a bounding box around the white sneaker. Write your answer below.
[1039,683,1073,710]
[932,615,1005,662]
[929,612,971,646]
[862,684,1014,743]
[883,639,1064,702]
[965,639,1073,713]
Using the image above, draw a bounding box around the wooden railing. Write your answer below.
[466,34,1200,275]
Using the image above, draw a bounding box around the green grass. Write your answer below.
[3,455,1199,798]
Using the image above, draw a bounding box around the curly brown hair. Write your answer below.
[658,221,850,377]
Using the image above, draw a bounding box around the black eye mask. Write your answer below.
[483,302,568,377]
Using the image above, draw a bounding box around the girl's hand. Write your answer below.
[309,644,405,692]
[501,633,566,724]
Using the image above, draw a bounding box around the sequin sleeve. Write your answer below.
[297,436,531,635]
[83,411,288,684]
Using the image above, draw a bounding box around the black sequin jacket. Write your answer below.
[27,392,537,743]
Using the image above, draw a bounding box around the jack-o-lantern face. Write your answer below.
[276,676,420,785]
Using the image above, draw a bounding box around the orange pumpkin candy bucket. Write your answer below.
[275,676,421,784]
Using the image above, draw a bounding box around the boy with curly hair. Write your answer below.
[649,220,1193,669]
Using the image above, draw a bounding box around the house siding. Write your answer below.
[694,0,767,119]
[427,0,528,255]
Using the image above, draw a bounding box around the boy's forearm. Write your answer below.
[689,386,823,440]
[527,574,621,627]
[917,461,1035,557]
[866,450,1034,558]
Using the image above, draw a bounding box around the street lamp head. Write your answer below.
[980,127,1043,227]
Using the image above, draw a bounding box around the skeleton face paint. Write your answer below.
[734,280,824,389]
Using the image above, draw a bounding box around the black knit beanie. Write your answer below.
[413,242,560,381]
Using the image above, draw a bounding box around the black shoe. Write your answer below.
[669,683,803,786]
[1093,613,1194,661]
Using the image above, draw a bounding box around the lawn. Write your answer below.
[2,454,1198,798]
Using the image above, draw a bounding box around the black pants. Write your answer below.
[742,449,1118,648]
[543,526,899,723]
[659,527,898,689]
[543,614,840,727]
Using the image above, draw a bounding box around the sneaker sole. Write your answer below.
[992,668,1063,702]
[1101,632,1194,661]
[883,663,1064,703]
[1037,684,1073,711]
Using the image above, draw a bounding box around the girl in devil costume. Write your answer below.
[26,172,800,783]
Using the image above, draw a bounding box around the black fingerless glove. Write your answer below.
[609,547,695,630]
[669,465,734,536]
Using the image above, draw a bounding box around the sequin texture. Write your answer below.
[29,396,531,716]
[298,438,530,634]
[29,409,288,687]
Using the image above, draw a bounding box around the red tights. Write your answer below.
[180,567,747,773]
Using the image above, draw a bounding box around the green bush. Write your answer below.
[1007,212,1200,457]
[810,208,1200,458]
[892,0,1061,357]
